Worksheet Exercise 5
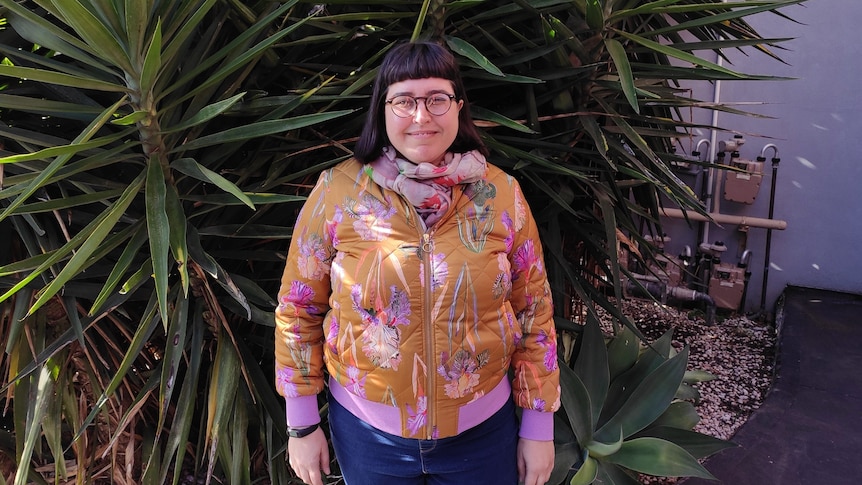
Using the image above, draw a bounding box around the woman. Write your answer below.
[275,41,560,485]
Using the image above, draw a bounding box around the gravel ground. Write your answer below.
[595,297,778,483]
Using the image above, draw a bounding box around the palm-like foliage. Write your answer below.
[0,1,802,483]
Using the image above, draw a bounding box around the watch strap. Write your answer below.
[287,423,320,438]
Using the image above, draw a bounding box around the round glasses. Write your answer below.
[385,94,457,118]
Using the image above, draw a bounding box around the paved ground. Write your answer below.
[682,286,862,485]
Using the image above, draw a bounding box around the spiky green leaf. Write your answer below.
[145,155,171,325]
[172,158,254,209]
[604,437,715,479]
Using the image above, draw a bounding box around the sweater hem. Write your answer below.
[329,376,512,438]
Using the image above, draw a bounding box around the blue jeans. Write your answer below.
[328,395,518,485]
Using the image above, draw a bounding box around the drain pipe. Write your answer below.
[704,123,722,246]
[626,277,717,326]
[703,0,730,248]
[758,144,781,315]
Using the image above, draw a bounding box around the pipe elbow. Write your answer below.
[760,143,779,160]
[679,245,692,261]
[695,292,717,326]
[739,249,752,268]
[694,139,711,160]
[666,286,717,326]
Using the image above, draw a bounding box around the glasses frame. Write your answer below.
[384,94,458,118]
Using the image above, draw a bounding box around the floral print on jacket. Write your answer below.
[275,158,560,439]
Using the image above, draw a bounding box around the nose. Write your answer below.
[412,102,431,123]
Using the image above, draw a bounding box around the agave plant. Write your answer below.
[0,0,803,484]
[550,316,734,484]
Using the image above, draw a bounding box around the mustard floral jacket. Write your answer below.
[274,158,560,439]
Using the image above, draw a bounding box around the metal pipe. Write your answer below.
[679,245,693,285]
[660,208,787,230]
[702,151,718,245]
[760,143,779,159]
[759,150,782,315]
[739,248,752,267]
[667,285,717,326]
[692,141,711,250]
[680,245,692,260]
[713,152,724,220]
[738,249,753,313]
[625,278,717,326]
[704,74,725,246]
[704,0,729,245]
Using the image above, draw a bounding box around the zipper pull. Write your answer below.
[421,233,433,255]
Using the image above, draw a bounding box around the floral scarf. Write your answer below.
[368,146,488,227]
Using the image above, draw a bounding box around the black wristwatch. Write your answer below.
[287,423,320,438]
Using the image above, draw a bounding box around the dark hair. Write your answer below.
[353,41,488,163]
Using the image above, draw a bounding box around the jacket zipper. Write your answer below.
[420,231,436,439]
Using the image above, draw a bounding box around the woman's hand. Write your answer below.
[517,437,555,485]
[287,428,331,485]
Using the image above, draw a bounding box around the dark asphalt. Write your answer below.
[682,286,862,485]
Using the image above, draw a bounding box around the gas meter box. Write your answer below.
[708,263,746,310]
[724,158,763,204]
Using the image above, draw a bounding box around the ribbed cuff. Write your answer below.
[284,395,321,428]
[518,408,554,441]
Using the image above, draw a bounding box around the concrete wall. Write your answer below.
[657,1,862,315]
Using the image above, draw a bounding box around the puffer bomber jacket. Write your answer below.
[274,157,560,441]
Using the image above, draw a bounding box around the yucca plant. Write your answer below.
[0,0,803,484]
[0,1,353,483]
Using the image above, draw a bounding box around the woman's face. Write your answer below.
[384,77,463,166]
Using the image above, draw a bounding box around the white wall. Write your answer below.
[658,1,862,315]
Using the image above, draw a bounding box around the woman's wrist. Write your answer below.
[287,422,320,438]
[518,408,554,441]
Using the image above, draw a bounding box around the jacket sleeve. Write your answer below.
[506,178,561,440]
[274,171,334,427]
